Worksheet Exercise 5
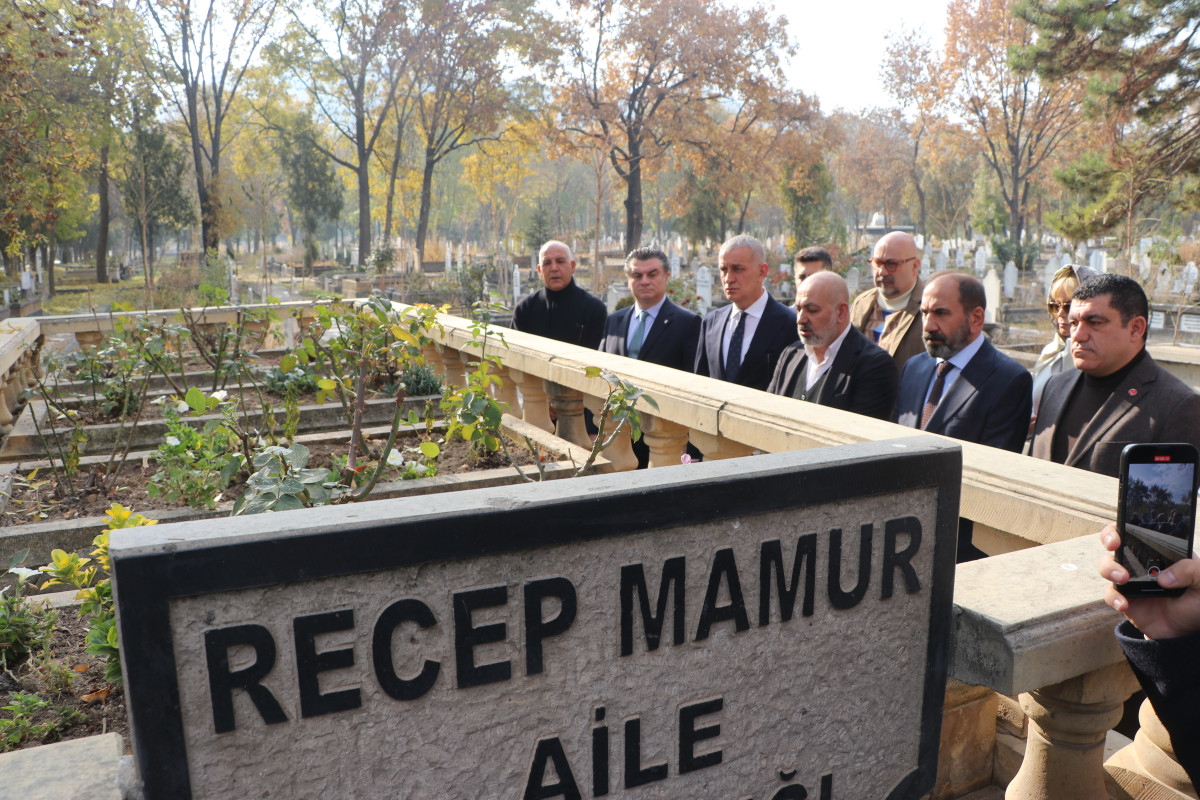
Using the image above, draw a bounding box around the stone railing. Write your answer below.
[1,302,1192,800]
[0,318,43,433]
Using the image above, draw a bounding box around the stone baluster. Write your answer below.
[19,350,36,388]
[586,396,638,472]
[491,364,521,412]
[508,368,553,433]
[1105,699,1198,798]
[1005,661,1138,800]
[421,343,448,384]
[451,347,473,387]
[74,329,104,350]
[0,369,15,431]
[544,381,589,450]
[688,430,755,461]
[641,414,690,468]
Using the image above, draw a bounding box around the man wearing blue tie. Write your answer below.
[694,234,798,391]
[600,246,701,467]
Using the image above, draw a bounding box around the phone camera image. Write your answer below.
[1117,443,1199,597]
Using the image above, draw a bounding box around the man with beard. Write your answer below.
[850,231,927,373]
[767,271,898,419]
[893,272,1032,560]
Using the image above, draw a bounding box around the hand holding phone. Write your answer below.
[1115,443,1199,598]
[1100,522,1200,640]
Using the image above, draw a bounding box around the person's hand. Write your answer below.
[1099,522,1200,640]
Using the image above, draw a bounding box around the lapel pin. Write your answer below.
[1128,388,1138,397]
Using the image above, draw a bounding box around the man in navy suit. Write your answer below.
[894,272,1032,560]
[767,271,898,420]
[694,234,798,392]
[600,246,700,371]
[600,247,701,467]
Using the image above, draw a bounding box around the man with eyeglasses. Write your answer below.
[850,231,927,373]
[600,246,701,467]
[1031,273,1200,478]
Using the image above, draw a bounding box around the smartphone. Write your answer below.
[1116,443,1199,598]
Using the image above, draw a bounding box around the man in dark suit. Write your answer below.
[694,234,798,392]
[894,272,1032,561]
[1031,273,1200,477]
[600,246,701,467]
[767,271,898,420]
[600,247,700,371]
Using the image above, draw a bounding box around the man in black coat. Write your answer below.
[510,240,607,348]
[694,234,798,392]
[893,272,1032,560]
[600,246,701,467]
[767,271,897,420]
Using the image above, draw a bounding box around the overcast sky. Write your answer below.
[760,0,949,114]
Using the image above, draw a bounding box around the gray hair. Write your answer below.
[719,234,766,266]
[538,240,573,262]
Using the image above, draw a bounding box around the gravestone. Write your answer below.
[1150,311,1166,330]
[974,248,987,277]
[1180,314,1200,335]
[457,244,464,270]
[935,251,948,272]
[669,252,680,280]
[779,280,792,301]
[112,440,959,800]
[1139,237,1153,255]
[445,248,451,273]
[983,269,1001,324]
[954,248,964,269]
[606,284,626,313]
[1003,261,1017,300]
[695,265,713,313]
[845,266,861,294]
[512,266,521,307]
[923,241,932,270]
[3,289,8,305]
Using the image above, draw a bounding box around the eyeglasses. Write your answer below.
[1046,301,1071,315]
[870,257,915,272]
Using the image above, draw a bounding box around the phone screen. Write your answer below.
[1119,457,1197,588]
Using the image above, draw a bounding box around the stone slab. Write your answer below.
[0,733,124,800]
[111,437,961,799]
[951,535,1127,694]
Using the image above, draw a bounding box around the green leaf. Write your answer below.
[317,378,338,392]
[280,354,298,373]
[419,441,441,458]
[584,366,603,378]
[184,387,206,413]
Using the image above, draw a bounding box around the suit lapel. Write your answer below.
[707,306,731,378]
[638,300,672,358]
[817,328,862,402]
[612,307,632,356]
[931,343,990,430]
[740,298,777,370]
[1066,356,1157,466]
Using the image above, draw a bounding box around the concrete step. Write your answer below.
[0,733,124,800]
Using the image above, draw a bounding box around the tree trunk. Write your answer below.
[96,143,110,283]
[357,160,372,265]
[623,137,644,251]
[415,147,437,271]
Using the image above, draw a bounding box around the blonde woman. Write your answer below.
[1031,263,1099,420]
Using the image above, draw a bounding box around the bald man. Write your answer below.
[850,231,927,373]
[767,272,898,419]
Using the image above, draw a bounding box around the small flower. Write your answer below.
[175,400,189,413]
[210,390,228,402]
[680,454,693,464]
[7,567,38,583]
[386,450,405,468]
[151,396,167,406]
[165,435,181,447]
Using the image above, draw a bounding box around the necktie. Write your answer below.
[920,361,954,430]
[628,311,647,359]
[725,310,747,379]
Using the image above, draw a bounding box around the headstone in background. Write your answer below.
[1150,311,1166,330]
[955,248,964,269]
[1180,314,1200,335]
[935,251,948,272]
[282,316,297,351]
[1185,262,1198,294]
[606,283,622,313]
[3,289,9,305]
[983,268,1001,324]
[695,265,713,313]
[445,248,451,273]
[20,271,31,291]
[669,251,680,280]
[1139,237,1153,255]
[975,247,988,277]
[457,244,464,270]
[845,266,861,294]
[1003,261,1017,300]
[1076,242,1087,262]
[512,266,521,306]
[111,442,959,800]
[779,280,792,300]
[1055,241,1063,258]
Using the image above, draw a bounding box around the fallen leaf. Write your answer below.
[81,686,111,703]
[72,665,90,673]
